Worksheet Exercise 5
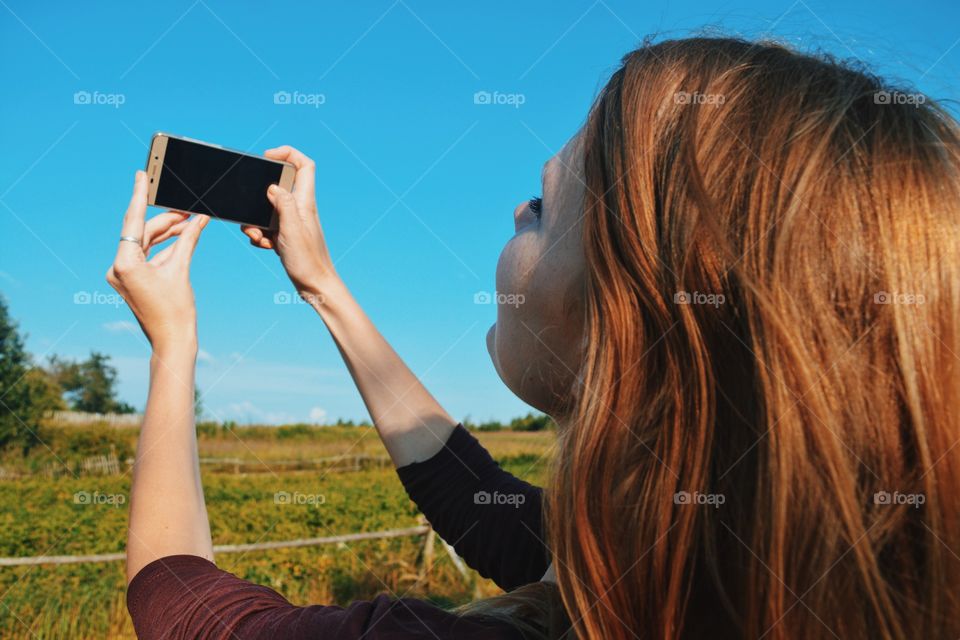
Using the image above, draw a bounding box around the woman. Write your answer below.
[109,37,960,639]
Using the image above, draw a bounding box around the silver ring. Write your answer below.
[119,236,142,245]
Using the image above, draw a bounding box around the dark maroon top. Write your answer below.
[126,425,550,639]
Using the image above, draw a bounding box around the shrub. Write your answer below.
[509,412,554,432]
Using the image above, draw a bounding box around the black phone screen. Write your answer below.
[155,137,283,227]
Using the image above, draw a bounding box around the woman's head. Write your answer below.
[489,36,960,638]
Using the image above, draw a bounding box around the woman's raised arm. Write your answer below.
[242,146,458,467]
[244,149,552,587]
[105,171,213,583]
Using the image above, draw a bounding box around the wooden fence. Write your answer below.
[0,522,468,577]
[197,454,392,474]
[48,411,142,428]
[80,453,121,475]
[0,453,393,481]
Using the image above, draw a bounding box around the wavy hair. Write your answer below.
[470,37,960,639]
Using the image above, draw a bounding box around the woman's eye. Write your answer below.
[528,196,543,218]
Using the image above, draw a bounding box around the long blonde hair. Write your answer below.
[472,37,960,639]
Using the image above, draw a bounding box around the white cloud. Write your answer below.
[109,353,354,426]
[0,271,19,286]
[197,349,216,365]
[308,407,328,424]
[221,400,297,426]
[103,320,139,334]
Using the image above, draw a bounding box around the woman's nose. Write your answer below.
[514,201,535,232]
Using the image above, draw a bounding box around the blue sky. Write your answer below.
[1,1,957,425]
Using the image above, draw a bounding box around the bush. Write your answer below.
[196,421,221,438]
[509,412,554,432]
[275,423,317,439]
[51,423,135,461]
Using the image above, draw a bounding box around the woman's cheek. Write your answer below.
[495,233,537,304]
[488,237,529,378]
[494,235,539,346]
[490,234,562,406]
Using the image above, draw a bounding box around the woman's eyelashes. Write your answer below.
[528,196,543,219]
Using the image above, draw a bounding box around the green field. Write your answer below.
[0,424,554,639]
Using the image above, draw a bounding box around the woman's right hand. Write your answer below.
[241,145,337,294]
[245,149,456,468]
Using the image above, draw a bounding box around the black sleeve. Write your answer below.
[127,554,521,639]
[396,425,549,591]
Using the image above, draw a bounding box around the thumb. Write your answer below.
[267,184,299,221]
[172,214,210,263]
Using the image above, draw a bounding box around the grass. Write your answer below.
[0,424,554,639]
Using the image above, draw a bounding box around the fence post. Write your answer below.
[418,517,436,586]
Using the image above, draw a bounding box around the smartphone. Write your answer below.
[145,133,296,229]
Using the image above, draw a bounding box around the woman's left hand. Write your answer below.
[106,170,209,352]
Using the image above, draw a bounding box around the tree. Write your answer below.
[49,352,136,414]
[477,420,504,432]
[0,296,44,450]
[23,367,65,414]
[509,412,554,431]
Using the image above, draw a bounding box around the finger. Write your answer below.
[117,171,149,263]
[241,224,263,243]
[264,145,315,199]
[105,265,119,289]
[148,243,176,266]
[171,214,210,263]
[249,235,274,250]
[240,224,275,249]
[143,211,190,249]
[266,184,299,223]
[145,220,192,259]
[264,145,314,168]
